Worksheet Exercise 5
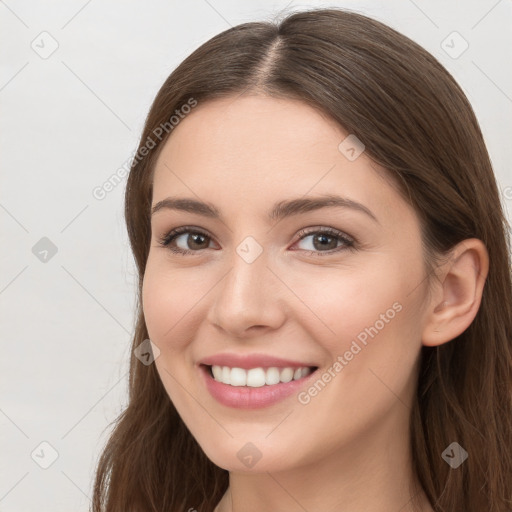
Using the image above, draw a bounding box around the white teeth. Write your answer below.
[246,368,266,387]
[265,367,281,385]
[212,365,223,381]
[280,367,294,383]
[230,367,246,386]
[210,365,314,387]
[221,366,231,385]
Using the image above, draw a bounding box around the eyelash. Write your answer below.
[157,225,356,257]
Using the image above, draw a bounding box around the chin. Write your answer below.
[197,436,304,473]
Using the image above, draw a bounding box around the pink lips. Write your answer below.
[198,353,318,409]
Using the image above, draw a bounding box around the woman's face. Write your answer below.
[143,94,431,472]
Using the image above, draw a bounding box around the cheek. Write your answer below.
[290,258,425,405]
[288,262,412,346]
[141,263,204,404]
[290,269,423,437]
[142,263,200,349]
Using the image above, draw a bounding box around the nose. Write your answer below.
[207,247,287,338]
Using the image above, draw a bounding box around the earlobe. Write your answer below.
[422,239,489,347]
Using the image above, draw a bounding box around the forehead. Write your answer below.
[151,94,407,226]
[158,94,347,164]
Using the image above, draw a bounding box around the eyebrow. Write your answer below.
[151,194,379,224]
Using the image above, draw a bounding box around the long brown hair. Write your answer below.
[91,8,512,512]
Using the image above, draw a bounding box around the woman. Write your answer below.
[92,8,512,512]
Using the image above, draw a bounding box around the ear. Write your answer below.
[422,238,489,347]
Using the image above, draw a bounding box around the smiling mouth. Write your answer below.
[202,364,318,387]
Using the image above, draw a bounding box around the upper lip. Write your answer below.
[199,353,317,369]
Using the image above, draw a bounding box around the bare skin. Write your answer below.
[142,94,488,512]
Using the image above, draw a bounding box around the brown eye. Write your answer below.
[293,227,355,256]
[158,227,213,255]
[180,232,211,250]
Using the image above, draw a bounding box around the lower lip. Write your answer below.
[199,364,317,409]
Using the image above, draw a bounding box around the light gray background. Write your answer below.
[1,1,511,511]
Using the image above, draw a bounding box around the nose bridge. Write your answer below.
[208,235,285,335]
